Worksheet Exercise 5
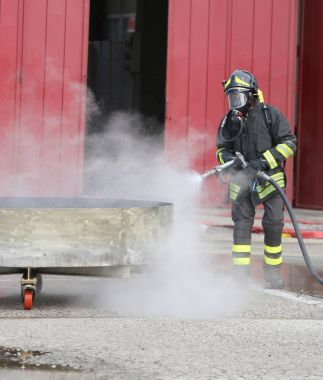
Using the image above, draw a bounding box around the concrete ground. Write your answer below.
[0,207,323,379]
[0,275,323,379]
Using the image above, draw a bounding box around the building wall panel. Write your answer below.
[270,0,292,111]
[39,0,67,196]
[295,0,323,209]
[204,0,229,203]
[164,0,191,166]
[0,0,21,195]
[18,0,47,195]
[230,0,254,70]
[187,0,209,172]
[0,0,90,197]
[60,0,88,196]
[252,0,272,100]
[166,0,298,205]
[269,0,297,200]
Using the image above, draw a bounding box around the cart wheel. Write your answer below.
[23,289,33,310]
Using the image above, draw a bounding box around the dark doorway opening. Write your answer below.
[295,0,323,209]
[86,0,168,137]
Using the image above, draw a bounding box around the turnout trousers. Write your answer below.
[231,192,284,267]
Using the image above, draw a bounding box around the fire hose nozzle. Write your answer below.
[201,158,236,179]
[200,152,249,180]
[201,168,217,179]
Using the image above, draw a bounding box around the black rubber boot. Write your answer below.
[263,264,284,289]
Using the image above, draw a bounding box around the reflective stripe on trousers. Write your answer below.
[232,243,283,266]
[232,244,251,265]
[264,244,282,266]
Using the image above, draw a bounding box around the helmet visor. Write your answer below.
[227,91,247,110]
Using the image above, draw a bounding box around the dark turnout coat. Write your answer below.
[216,103,297,205]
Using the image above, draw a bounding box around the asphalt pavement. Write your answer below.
[0,207,323,379]
[0,274,323,379]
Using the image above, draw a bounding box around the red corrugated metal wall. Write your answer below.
[295,0,323,209]
[165,0,298,205]
[0,0,89,197]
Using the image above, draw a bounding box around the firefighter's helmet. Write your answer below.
[222,70,259,113]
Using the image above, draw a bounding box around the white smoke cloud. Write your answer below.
[83,110,252,318]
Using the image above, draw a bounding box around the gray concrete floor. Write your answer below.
[0,207,323,379]
[0,274,323,379]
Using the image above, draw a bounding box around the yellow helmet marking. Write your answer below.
[234,76,250,87]
[224,78,231,88]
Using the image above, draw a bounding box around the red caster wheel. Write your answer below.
[23,289,34,310]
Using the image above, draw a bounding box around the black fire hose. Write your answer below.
[201,153,323,286]
[257,171,323,285]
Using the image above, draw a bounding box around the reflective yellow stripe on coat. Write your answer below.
[275,143,294,159]
[263,150,278,169]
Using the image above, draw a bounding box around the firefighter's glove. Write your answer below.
[249,159,268,172]
[232,156,245,170]
[219,149,235,163]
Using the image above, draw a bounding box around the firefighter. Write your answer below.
[216,69,297,288]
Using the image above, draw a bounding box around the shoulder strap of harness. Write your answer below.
[260,103,273,139]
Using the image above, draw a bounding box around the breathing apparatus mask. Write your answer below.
[220,69,261,142]
[227,88,254,114]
